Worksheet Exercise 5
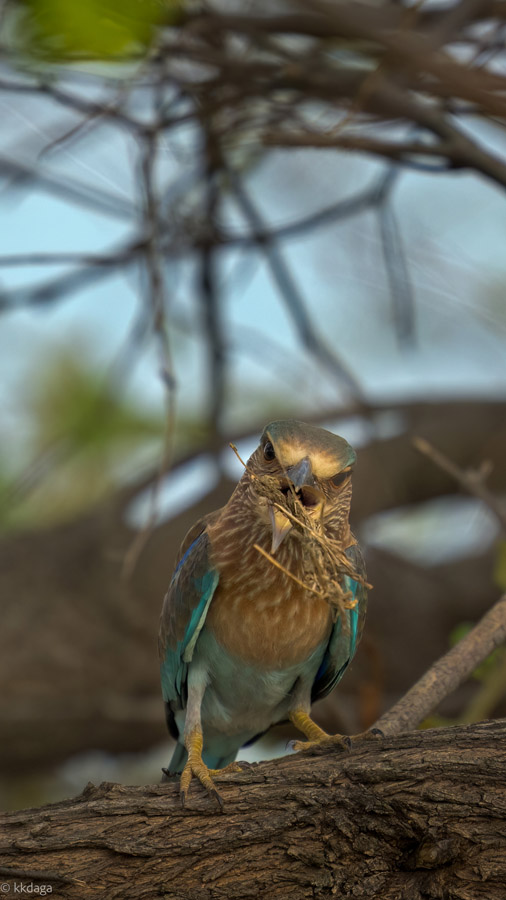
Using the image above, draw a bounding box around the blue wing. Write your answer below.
[311,543,367,703]
[159,528,219,711]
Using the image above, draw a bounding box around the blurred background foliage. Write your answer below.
[1,350,165,530]
[9,0,173,60]
[1,0,506,811]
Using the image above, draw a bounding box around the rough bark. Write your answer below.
[1,721,505,899]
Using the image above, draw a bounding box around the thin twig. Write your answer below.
[231,439,363,614]
[226,169,363,399]
[413,436,506,535]
[199,122,227,444]
[122,89,178,580]
[375,169,417,348]
[253,542,325,596]
[229,443,250,470]
[0,153,133,219]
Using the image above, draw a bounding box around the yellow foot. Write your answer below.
[289,708,383,755]
[180,729,242,809]
[290,734,352,754]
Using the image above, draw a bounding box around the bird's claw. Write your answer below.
[290,727,384,755]
[231,759,254,771]
[369,727,385,738]
[290,733,352,754]
[180,758,223,809]
[179,759,242,809]
[349,727,385,744]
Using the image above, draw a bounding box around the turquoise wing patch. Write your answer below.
[311,546,367,703]
[159,534,219,707]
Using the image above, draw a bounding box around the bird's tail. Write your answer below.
[164,741,238,776]
[203,748,238,769]
[165,741,187,775]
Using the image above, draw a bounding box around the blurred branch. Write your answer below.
[414,436,506,534]
[31,81,141,133]
[199,123,227,443]
[0,153,133,218]
[377,180,416,348]
[0,251,131,266]
[0,0,505,451]
[227,169,363,398]
[374,594,506,735]
[230,174,398,244]
[122,96,177,580]
[0,244,143,312]
[262,120,506,192]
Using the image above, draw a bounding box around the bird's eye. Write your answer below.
[329,469,352,489]
[263,441,276,461]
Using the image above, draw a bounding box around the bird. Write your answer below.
[158,418,368,807]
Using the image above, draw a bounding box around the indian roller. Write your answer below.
[159,419,368,806]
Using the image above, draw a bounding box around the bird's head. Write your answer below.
[247,419,356,554]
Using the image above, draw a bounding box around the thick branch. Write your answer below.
[1,722,505,899]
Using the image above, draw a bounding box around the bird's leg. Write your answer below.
[180,679,240,809]
[289,707,351,753]
[181,725,221,808]
[289,706,384,754]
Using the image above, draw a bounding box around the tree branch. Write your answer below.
[1,722,506,898]
[413,436,506,534]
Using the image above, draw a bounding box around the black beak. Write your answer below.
[285,456,314,488]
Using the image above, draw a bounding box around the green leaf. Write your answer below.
[13,0,183,61]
